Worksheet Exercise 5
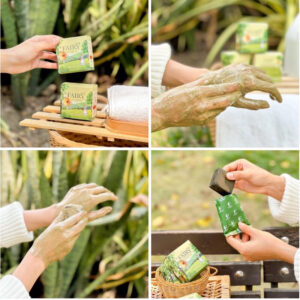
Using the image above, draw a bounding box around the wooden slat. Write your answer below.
[32,112,104,127]
[264,288,299,298]
[43,105,107,119]
[152,262,261,286]
[263,261,297,283]
[19,119,148,143]
[231,291,261,298]
[152,227,299,255]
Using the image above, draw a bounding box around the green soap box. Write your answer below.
[56,36,94,74]
[162,240,209,283]
[215,194,250,237]
[60,82,97,121]
[236,22,268,53]
[253,51,283,82]
[221,51,251,66]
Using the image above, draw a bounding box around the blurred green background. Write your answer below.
[151,0,299,147]
[152,150,299,231]
[1,150,148,298]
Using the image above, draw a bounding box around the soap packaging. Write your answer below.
[60,82,97,121]
[161,240,209,283]
[56,36,94,74]
[236,22,268,53]
[209,168,234,196]
[253,51,283,82]
[215,194,251,237]
[221,51,251,66]
[180,293,202,298]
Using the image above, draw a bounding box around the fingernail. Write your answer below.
[53,36,60,44]
[226,172,234,180]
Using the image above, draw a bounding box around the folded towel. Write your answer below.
[216,93,299,148]
[107,85,149,123]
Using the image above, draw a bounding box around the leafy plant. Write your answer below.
[0,150,148,298]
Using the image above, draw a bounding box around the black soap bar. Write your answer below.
[209,168,235,196]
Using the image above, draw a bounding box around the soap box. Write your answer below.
[56,36,94,74]
[215,194,250,237]
[253,51,283,82]
[236,22,268,53]
[60,82,97,121]
[221,51,252,66]
[162,240,209,283]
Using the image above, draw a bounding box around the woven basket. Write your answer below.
[48,130,148,148]
[155,266,218,298]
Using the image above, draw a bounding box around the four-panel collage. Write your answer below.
[0,0,299,299]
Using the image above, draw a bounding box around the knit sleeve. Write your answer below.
[0,202,34,248]
[0,275,30,298]
[294,249,299,282]
[268,174,299,225]
[151,43,172,98]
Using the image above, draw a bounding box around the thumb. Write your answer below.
[31,35,61,51]
[226,170,245,181]
[238,222,255,236]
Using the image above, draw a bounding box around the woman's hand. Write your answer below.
[226,222,297,264]
[223,159,285,201]
[152,81,242,131]
[196,64,282,109]
[1,35,61,74]
[29,210,88,268]
[55,183,117,221]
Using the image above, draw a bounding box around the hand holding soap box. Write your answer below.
[160,240,209,283]
[56,36,94,74]
[60,82,97,121]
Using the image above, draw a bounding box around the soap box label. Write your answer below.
[56,36,94,74]
[236,22,268,53]
[60,82,97,121]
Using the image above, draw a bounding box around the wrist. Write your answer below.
[274,240,297,264]
[151,98,167,132]
[1,49,16,74]
[13,251,46,292]
[266,174,285,201]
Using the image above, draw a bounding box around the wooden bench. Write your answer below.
[152,227,299,298]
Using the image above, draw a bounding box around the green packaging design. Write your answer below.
[221,51,251,66]
[236,22,268,53]
[60,82,97,121]
[180,293,202,298]
[253,51,283,82]
[215,194,250,236]
[56,36,94,74]
[160,264,181,283]
[162,240,209,283]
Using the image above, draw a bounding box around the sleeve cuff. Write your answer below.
[294,249,299,282]
[0,202,34,248]
[0,275,30,298]
[268,174,299,226]
[151,43,172,98]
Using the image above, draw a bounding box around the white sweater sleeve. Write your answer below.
[268,174,299,225]
[0,275,30,298]
[151,43,172,98]
[294,249,300,282]
[0,202,33,248]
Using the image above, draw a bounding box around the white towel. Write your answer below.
[216,93,299,148]
[107,85,149,122]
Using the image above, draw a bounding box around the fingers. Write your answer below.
[226,170,245,181]
[226,235,244,252]
[40,51,57,62]
[250,78,282,103]
[223,159,246,173]
[199,94,237,111]
[232,96,270,110]
[91,192,118,205]
[88,206,113,221]
[36,60,58,70]
[242,233,250,242]
[68,217,88,238]
[196,82,240,97]
[59,210,87,228]
[238,222,255,236]
[31,35,61,51]
[254,69,273,83]
[89,186,108,195]
[71,183,98,191]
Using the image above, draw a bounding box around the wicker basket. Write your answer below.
[155,266,218,298]
[48,130,148,147]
